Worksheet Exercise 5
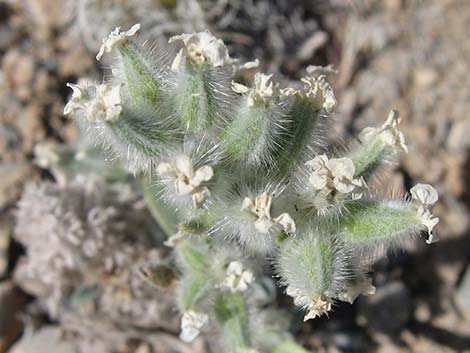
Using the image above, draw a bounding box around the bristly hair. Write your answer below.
[208,179,290,256]
[276,230,352,312]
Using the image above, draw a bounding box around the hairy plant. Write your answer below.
[63,25,439,353]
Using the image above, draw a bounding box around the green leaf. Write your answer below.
[276,98,324,176]
[278,233,345,300]
[340,200,420,246]
[175,63,223,131]
[178,243,209,273]
[221,104,283,168]
[179,273,211,310]
[119,44,160,107]
[215,293,252,353]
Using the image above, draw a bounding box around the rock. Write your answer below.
[9,327,76,353]
[447,120,470,153]
[358,281,412,334]
[0,282,29,353]
[0,162,32,210]
[0,217,12,277]
[330,331,371,352]
[413,67,438,88]
[457,265,470,311]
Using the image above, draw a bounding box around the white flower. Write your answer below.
[169,31,230,70]
[286,286,332,321]
[410,183,439,206]
[230,58,260,74]
[359,109,408,153]
[306,65,338,76]
[163,231,186,247]
[241,192,296,234]
[281,67,336,113]
[231,73,278,107]
[410,183,439,244]
[96,24,141,61]
[34,142,60,168]
[64,83,123,123]
[305,155,367,198]
[337,277,376,304]
[157,155,213,208]
[222,261,254,292]
[180,311,208,342]
[64,83,85,116]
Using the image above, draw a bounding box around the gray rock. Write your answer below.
[457,266,470,310]
[0,162,32,210]
[358,281,412,334]
[0,282,28,353]
[9,327,76,353]
[0,217,11,277]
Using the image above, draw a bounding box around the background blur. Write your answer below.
[0,0,469,352]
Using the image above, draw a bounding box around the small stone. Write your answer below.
[0,217,12,277]
[447,120,470,153]
[357,281,412,334]
[414,302,432,322]
[0,162,33,209]
[413,67,438,88]
[9,327,75,353]
[0,282,29,353]
[457,266,470,311]
[331,331,370,352]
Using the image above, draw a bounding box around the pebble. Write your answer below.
[0,282,28,353]
[0,162,32,210]
[457,266,470,311]
[357,281,412,334]
[0,218,11,277]
[9,327,75,353]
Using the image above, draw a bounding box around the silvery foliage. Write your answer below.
[63,25,439,353]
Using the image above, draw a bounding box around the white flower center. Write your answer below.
[241,192,296,234]
[305,154,366,199]
[157,155,213,208]
[222,261,254,292]
[169,31,230,70]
